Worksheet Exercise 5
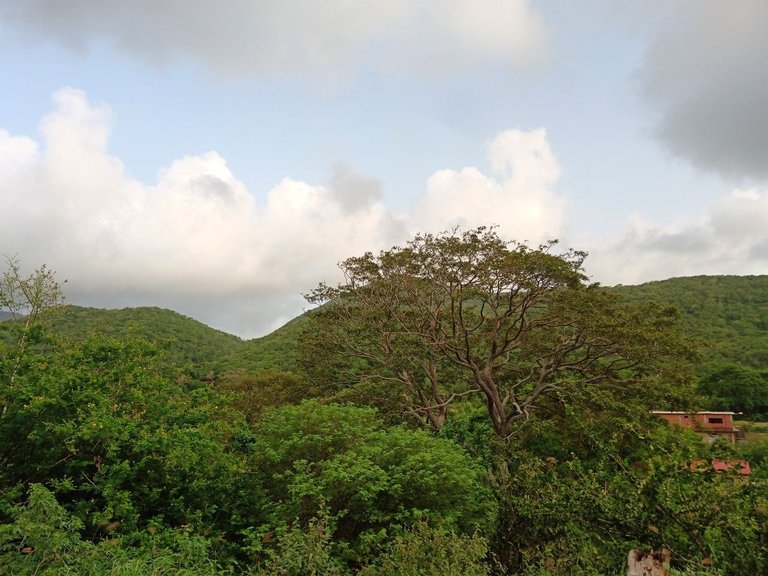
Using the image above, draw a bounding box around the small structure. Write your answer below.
[690,459,751,476]
[627,549,670,575]
[652,411,744,444]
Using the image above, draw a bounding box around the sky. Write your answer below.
[0,0,766,338]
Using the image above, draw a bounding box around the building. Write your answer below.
[690,459,751,475]
[651,411,745,444]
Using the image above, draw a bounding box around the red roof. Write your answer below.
[690,459,751,475]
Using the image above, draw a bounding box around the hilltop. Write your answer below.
[5,274,766,380]
[608,275,768,368]
[44,305,243,375]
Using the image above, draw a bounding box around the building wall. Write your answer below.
[653,411,739,443]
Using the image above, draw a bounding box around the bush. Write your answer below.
[249,401,496,566]
[359,521,490,576]
[0,484,224,576]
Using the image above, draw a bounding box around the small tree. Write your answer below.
[0,257,65,416]
[306,227,689,438]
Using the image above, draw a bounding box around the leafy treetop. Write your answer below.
[306,227,690,438]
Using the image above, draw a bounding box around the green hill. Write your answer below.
[9,275,767,385]
[608,275,768,368]
[46,305,244,374]
[213,313,308,375]
[39,304,307,377]
[230,274,768,379]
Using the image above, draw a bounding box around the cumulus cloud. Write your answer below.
[638,0,768,181]
[588,187,768,285]
[0,89,566,336]
[0,89,398,335]
[326,165,383,214]
[415,128,565,242]
[0,0,547,79]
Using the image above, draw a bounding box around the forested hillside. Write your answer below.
[2,250,766,575]
[608,275,768,367]
[15,275,768,418]
[36,275,768,377]
[39,305,306,377]
[213,314,307,375]
[609,276,768,417]
[45,305,243,377]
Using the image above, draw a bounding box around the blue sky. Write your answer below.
[1,0,766,337]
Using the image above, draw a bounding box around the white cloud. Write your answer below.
[588,187,768,285]
[15,88,767,336]
[416,129,565,242]
[0,89,396,335]
[0,129,38,177]
[0,89,567,336]
[0,0,547,80]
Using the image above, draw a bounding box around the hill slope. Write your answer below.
[608,275,768,368]
[8,275,766,378]
[213,313,308,374]
[225,274,768,376]
[47,305,244,372]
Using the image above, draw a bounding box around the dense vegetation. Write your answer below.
[609,275,768,368]
[2,240,767,575]
[34,305,307,380]
[609,276,768,417]
[44,305,243,379]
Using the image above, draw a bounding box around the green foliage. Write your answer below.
[215,314,308,375]
[249,512,349,576]
[43,305,242,380]
[249,401,496,564]
[0,484,83,569]
[0,335,260,540]
[30,304,309,382]
[359,521,490,576]
[489,416,768,575]
[4,256,768,576]
[697,362,768,416]
[0,258,65,416]
[437,400,496,465]
[609,275,768,366]
[739,436,768,465]
[609,275,768,416]
[0,258,64,323]
[306,227,693,438]
[0,484,223,576]
[216,369,311,425]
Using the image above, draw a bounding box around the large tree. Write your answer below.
[305,227,689,438]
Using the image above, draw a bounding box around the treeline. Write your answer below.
[1,242,768,575]
[36,275,768,418]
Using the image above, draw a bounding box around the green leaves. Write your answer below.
[0,335,253,539]
[360,521,490,576]
[698,363,768,416]
[249,401,496,563]
[306,227,693,438]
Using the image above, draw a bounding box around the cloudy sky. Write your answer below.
[1,0,766,337]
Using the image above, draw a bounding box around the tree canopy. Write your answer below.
[306,227,691,438]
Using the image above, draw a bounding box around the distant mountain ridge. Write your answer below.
[42,304,306,376]
[10,275,767,377]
